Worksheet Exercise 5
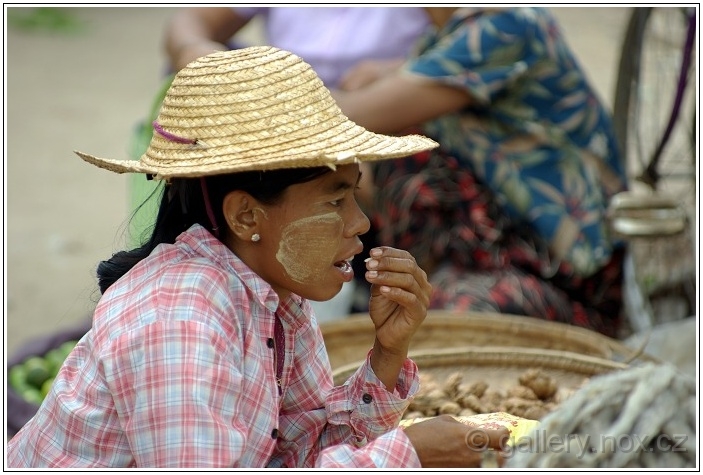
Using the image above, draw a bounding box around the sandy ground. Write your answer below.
[5,7,695,376]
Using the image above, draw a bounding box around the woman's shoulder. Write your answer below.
[99,240,250,316]
[92,252,255,352]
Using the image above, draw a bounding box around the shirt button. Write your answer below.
[271,428,279,439]
[267,338,275,349]
[362,393,373,404]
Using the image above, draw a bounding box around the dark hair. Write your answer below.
[97,167,331,294]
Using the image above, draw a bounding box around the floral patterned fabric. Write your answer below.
[368,7,628,337]
[372,146,625,338]
[403,7,627,277]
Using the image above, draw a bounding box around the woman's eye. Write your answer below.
[329,199,342,207]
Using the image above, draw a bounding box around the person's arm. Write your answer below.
[164,7,252,71]
[332,71,472,135]
[337,58,406,92]
[279,332,508,468]
[358,246,431,390]
[316,244,510,467]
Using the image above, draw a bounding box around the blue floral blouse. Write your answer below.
[404,7,626,277]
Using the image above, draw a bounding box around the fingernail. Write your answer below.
[370,248,382,257]
[367,259,378,269]
[366,270,378,279]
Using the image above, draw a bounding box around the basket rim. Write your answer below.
[320,311,657,364]
[331,345,630,386]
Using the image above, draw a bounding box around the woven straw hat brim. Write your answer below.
[75,46,438,179]
[75,129,437,178]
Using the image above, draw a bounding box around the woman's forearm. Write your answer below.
[332,73,471,134]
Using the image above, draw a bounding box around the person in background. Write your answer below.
[164,7,429,87]
[331,7,628,338]
[125,6,431,322]
[6,47,508,468]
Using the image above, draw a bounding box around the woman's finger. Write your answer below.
[365,248,431,298]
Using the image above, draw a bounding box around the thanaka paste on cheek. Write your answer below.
[276,212,343,284]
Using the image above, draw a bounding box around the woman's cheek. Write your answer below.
[276,213,343,284]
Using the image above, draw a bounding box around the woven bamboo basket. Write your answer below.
[331,345,629,390]
[320,310,654,371]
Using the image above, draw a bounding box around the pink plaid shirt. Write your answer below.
[7,224,421,468]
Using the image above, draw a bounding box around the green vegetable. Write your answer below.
[23,356,51,388]
[21,388,44,406]
[8,339,79,405]
[9,364,29,392]
[41,377,55,398]
[58,340,78,359]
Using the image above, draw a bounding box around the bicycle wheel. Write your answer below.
[612,7,697,330]
[613,6,696,218]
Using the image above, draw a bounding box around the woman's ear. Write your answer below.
[222,190,259,241]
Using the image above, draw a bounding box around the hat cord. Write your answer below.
[150,121,219,238]
[152,120,196,145]
[200,177,220,239]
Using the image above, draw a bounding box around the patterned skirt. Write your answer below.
[369,145,624,338]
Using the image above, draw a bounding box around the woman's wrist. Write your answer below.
[370,338,409,391]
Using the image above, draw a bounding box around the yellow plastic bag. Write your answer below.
[399,412,540,447]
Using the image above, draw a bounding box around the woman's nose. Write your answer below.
[346,201,371,238]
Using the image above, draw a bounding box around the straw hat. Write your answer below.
[75,46,438,179]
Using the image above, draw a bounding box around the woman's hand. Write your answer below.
[403,415,510,468]
[365,246,431,389]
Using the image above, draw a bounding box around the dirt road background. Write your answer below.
[6,7,693,373]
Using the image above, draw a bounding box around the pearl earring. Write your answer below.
[251,233,260,242]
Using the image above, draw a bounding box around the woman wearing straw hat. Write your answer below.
[6,47,507,468]
[125,7,431,324]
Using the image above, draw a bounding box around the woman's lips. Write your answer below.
[334,258,355,282]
